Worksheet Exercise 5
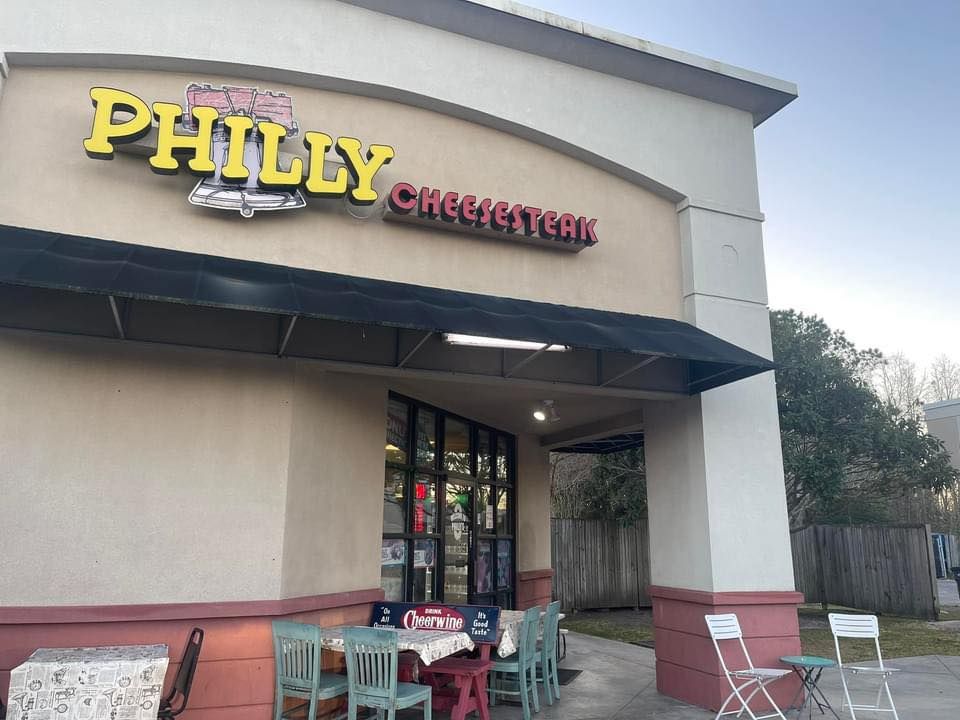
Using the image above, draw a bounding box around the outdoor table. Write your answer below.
[496,609,567,657]
[6,645,169,720]
[320,625,474,666]
[780,655,840,720]
[322,624,483,720]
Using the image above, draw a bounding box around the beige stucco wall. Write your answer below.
[281,366,388,597]
[0,323,553,604]
[0,66,683,320]
[0,329,292,605]
[515,434,552,572]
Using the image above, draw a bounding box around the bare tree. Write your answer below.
[926,354,960,403]
[874,352,927,420]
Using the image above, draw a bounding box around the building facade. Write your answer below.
[0,1,801,714]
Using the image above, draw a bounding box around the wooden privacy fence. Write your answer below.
[791,524,939,620]
[551,517,650,610]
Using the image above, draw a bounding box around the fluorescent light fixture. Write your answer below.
[442,333,570,352]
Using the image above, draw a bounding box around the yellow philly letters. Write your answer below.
[82,87,395,206]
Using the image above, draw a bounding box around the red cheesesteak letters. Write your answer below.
[388,182,598,248]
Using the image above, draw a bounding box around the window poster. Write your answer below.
[381,539,406,566]
[497,539,512,589]
[476,540,492,593]
[414,539,435,568]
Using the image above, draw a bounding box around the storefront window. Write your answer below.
[385,398,409,464]
[380,539,406,601]
[476,540,493,594]
[412,539,436,601]
[496,487,511,535]
[477,430,492,482]
[496,539,513,589]
[496,436,510,483]
[477,485,495,533]
[380,393,516,607]
[416,409,436,468]
[413,475,437,534]
[383,469,405,533]
[444,418,471,475]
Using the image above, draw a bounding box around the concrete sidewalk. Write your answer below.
[486,632,960,720]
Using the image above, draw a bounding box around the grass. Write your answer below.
[562,614,655,645]
[561,605,960,661]
[797,605,960,662]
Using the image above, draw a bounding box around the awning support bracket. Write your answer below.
[278,315,298,357]
[108,296,125,340]
[504,343,550,378]
[599,355,659,387]
[397,331,432,368]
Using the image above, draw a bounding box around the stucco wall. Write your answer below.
[281,367,388,597]
[515,433,551,572]
[0,66,683,321]
[0,330,292,605]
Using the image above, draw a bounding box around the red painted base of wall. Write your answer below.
[650,585,803,712]
[517,569,554,609]
[0,589,383,720]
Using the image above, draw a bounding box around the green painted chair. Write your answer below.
[537,601,562,705]
[272,620,349,720]
[488,606,542,720]
[342,627,432,720]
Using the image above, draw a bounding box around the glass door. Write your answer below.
[443,483,472,603]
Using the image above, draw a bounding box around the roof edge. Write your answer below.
[341,0,798,125]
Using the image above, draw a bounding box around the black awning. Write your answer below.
[0,224,773,394]
[552,432,645,455]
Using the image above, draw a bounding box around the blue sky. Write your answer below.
[536,0,959,367]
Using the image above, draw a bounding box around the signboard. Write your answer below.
[82,83,598,250]
[370,602,500,643]
[386,182,598,251]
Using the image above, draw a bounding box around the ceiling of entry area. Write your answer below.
[387,375,644,444]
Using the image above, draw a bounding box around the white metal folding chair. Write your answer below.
[828,613,900,720]
[705,614,790,720]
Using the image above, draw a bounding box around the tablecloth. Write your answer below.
[6,645,169,720]
[495,610,566,657]
[320,627,474,666]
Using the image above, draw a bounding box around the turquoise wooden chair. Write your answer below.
[537,601,562,705]
[489,606,542,720]
[342,627,432,720]
[272,620,348,720]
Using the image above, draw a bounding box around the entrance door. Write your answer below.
[443,483,472,603]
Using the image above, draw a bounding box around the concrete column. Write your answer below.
[645,204,801,710]
[516,433,554,608]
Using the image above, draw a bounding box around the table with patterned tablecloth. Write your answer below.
[320,626,474,666]
[495,610,566,657]
[7,645,170,720]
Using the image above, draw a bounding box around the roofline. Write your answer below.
[342,0,798,126]
[925,398,960,412]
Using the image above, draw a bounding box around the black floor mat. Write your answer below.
[496,669,584,704]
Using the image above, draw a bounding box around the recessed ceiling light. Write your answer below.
[533,409,547,422]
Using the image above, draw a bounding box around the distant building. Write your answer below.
[925,399,960,468]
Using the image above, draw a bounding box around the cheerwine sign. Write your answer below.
[403,605,465,632]
[82,84,597,250]
[371,602,500,643]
